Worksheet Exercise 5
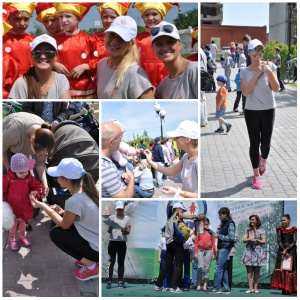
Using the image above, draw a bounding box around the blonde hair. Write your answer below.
[115,41,140,87]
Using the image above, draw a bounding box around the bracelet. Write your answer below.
[48,210,55,217]
[183,191,187,198]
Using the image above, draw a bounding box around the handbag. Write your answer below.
[280,255,293,271]
[83,113,99,129]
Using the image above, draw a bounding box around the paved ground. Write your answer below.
[201,65,297,198]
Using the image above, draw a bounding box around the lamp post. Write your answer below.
[154,101,166,139]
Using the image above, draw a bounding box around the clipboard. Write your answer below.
[103,219,123,230]
[194,220,204,235]
[281,255,293,271]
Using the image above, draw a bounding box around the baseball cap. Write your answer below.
[151,21,180,43]
[155,137,161,141]
[31,34,57,51]
[116,200,125,209]
[173,202,187,212]
[216,74,227,83]
[248,39,264,50]
[105,16,137,42]
[47,158,86,179]
[167,120,198,140]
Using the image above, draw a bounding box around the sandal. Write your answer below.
[196,286,201,291]
[245,290,254,293]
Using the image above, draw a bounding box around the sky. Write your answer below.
[27,2,198,33]
[222,3,270,32]
[102,101,198,142]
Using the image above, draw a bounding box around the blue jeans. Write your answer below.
[179,249,191,289]
[213,248,231,291]
[134,185,154,198]
[192,256,198,285]
[224,68,231,90]
[160,250,174,288]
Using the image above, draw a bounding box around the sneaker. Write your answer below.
[226,123,232,133]
[211,288,222,294]
[75,260,85,267]
[118,281,126,288]
[279,88,285,92]
[214,127,224,133]
[9,239,18,251]
[233,109,238,112]
[106,282,112,289]
[222,289,231,294]
[170,287,183,293]
[245,290,253,293]
[155,286,163,291]
[162,287,169,291]
[252,176,262,190]
[19,235,31,247]
[72,263,99,281]
[258,155,266,176]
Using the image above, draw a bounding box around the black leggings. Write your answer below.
[50,226,99,262]
[107,241,127,282]
[156,241,184,290]
[244,109,275,168]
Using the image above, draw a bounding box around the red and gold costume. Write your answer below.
[133,3,180,87]
[187,27,198,62]
[53,3,97,98]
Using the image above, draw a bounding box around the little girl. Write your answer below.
[194,218,217,291]
[3,153,42,251]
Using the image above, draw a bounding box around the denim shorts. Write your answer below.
[215,108,226,118]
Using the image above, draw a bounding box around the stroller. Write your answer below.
[46,121,99,208]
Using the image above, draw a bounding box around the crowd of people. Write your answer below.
[3,103,99,281]
[101,120,199,198]
[3,2,198,99]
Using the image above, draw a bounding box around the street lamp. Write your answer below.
[154,101,166,139]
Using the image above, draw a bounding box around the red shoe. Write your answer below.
[9,238,18,251]
[75,260,85,267]
[258,155,266,176]
[252,176,262,190]
[73,263,99,281]
[19,235,31,247]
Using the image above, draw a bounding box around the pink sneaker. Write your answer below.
[9,238,18,251]
[252,176,262,189]
[73,263,99,281]
[19,235,31,247]
[259,155,266,176]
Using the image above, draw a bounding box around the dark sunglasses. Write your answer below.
[250,48,264,55]
[32,49,56,59]
[151,24,174,37]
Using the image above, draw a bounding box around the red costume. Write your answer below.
[3,169,42,221]
[92,30,108,60]
[136,30,169,87]
[55,31,98,98]
[187,53,198,61]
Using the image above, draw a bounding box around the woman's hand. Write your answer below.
[50,204,64,216]
[161,186,177,195]
[144,149,153,162]
[29,196,43,209]
[41,181,49,197]
[80,108,88,116]
[261,60,273,75]
[89,108,95,114]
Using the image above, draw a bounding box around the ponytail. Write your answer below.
[82,172,99,206]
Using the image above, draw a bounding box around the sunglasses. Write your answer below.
[250,48,264,55]
[151,24,174,37]
[32,49,56,59]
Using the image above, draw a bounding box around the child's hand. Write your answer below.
[29,191,38,200]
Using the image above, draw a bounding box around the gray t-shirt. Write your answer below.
[65,192,99,252]
[9,72,69,99]
[108,214,132,242]
[181,153,198,193]
[97,58,153,99]
[165,213,177,244]
[240,62,277,110]
[156,62,198,99]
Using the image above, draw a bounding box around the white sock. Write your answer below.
[87,262,96,270]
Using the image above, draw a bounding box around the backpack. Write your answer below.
[173,215,190,243]
[201,70,211,91]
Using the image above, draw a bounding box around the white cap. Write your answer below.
[151,21,180,43]
[116,200,125,209]
[105,16,137,42]
[167,120,198,139]
[47,158,86,179]
[248,39,264,50]
[173,202,187,212]
[31,34,57,51]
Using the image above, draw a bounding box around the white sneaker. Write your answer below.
[154,286,163,291]
[170,287,183,293]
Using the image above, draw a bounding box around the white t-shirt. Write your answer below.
[108,214,132,242]
[156,62,198,99]
[96,58,153,99]
[157,237,167,251]
[65,192,99,252]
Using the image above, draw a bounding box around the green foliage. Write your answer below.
[29,22,46,36]
[173,8,198,29]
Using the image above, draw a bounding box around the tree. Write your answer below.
[173,8,198,29]
[29,22,45,36]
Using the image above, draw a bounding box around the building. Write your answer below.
[201,2,223,25]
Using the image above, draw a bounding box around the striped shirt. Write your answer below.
[101,156,124,198]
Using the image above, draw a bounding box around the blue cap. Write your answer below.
[216,74,227,83]
[155,137,161,141]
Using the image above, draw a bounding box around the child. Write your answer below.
[233,69,246,113]
[3,153,42,251]
[221,50,233,92]
[214,75,232,133]
[157,226,173,291]
[194,218,216,291]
